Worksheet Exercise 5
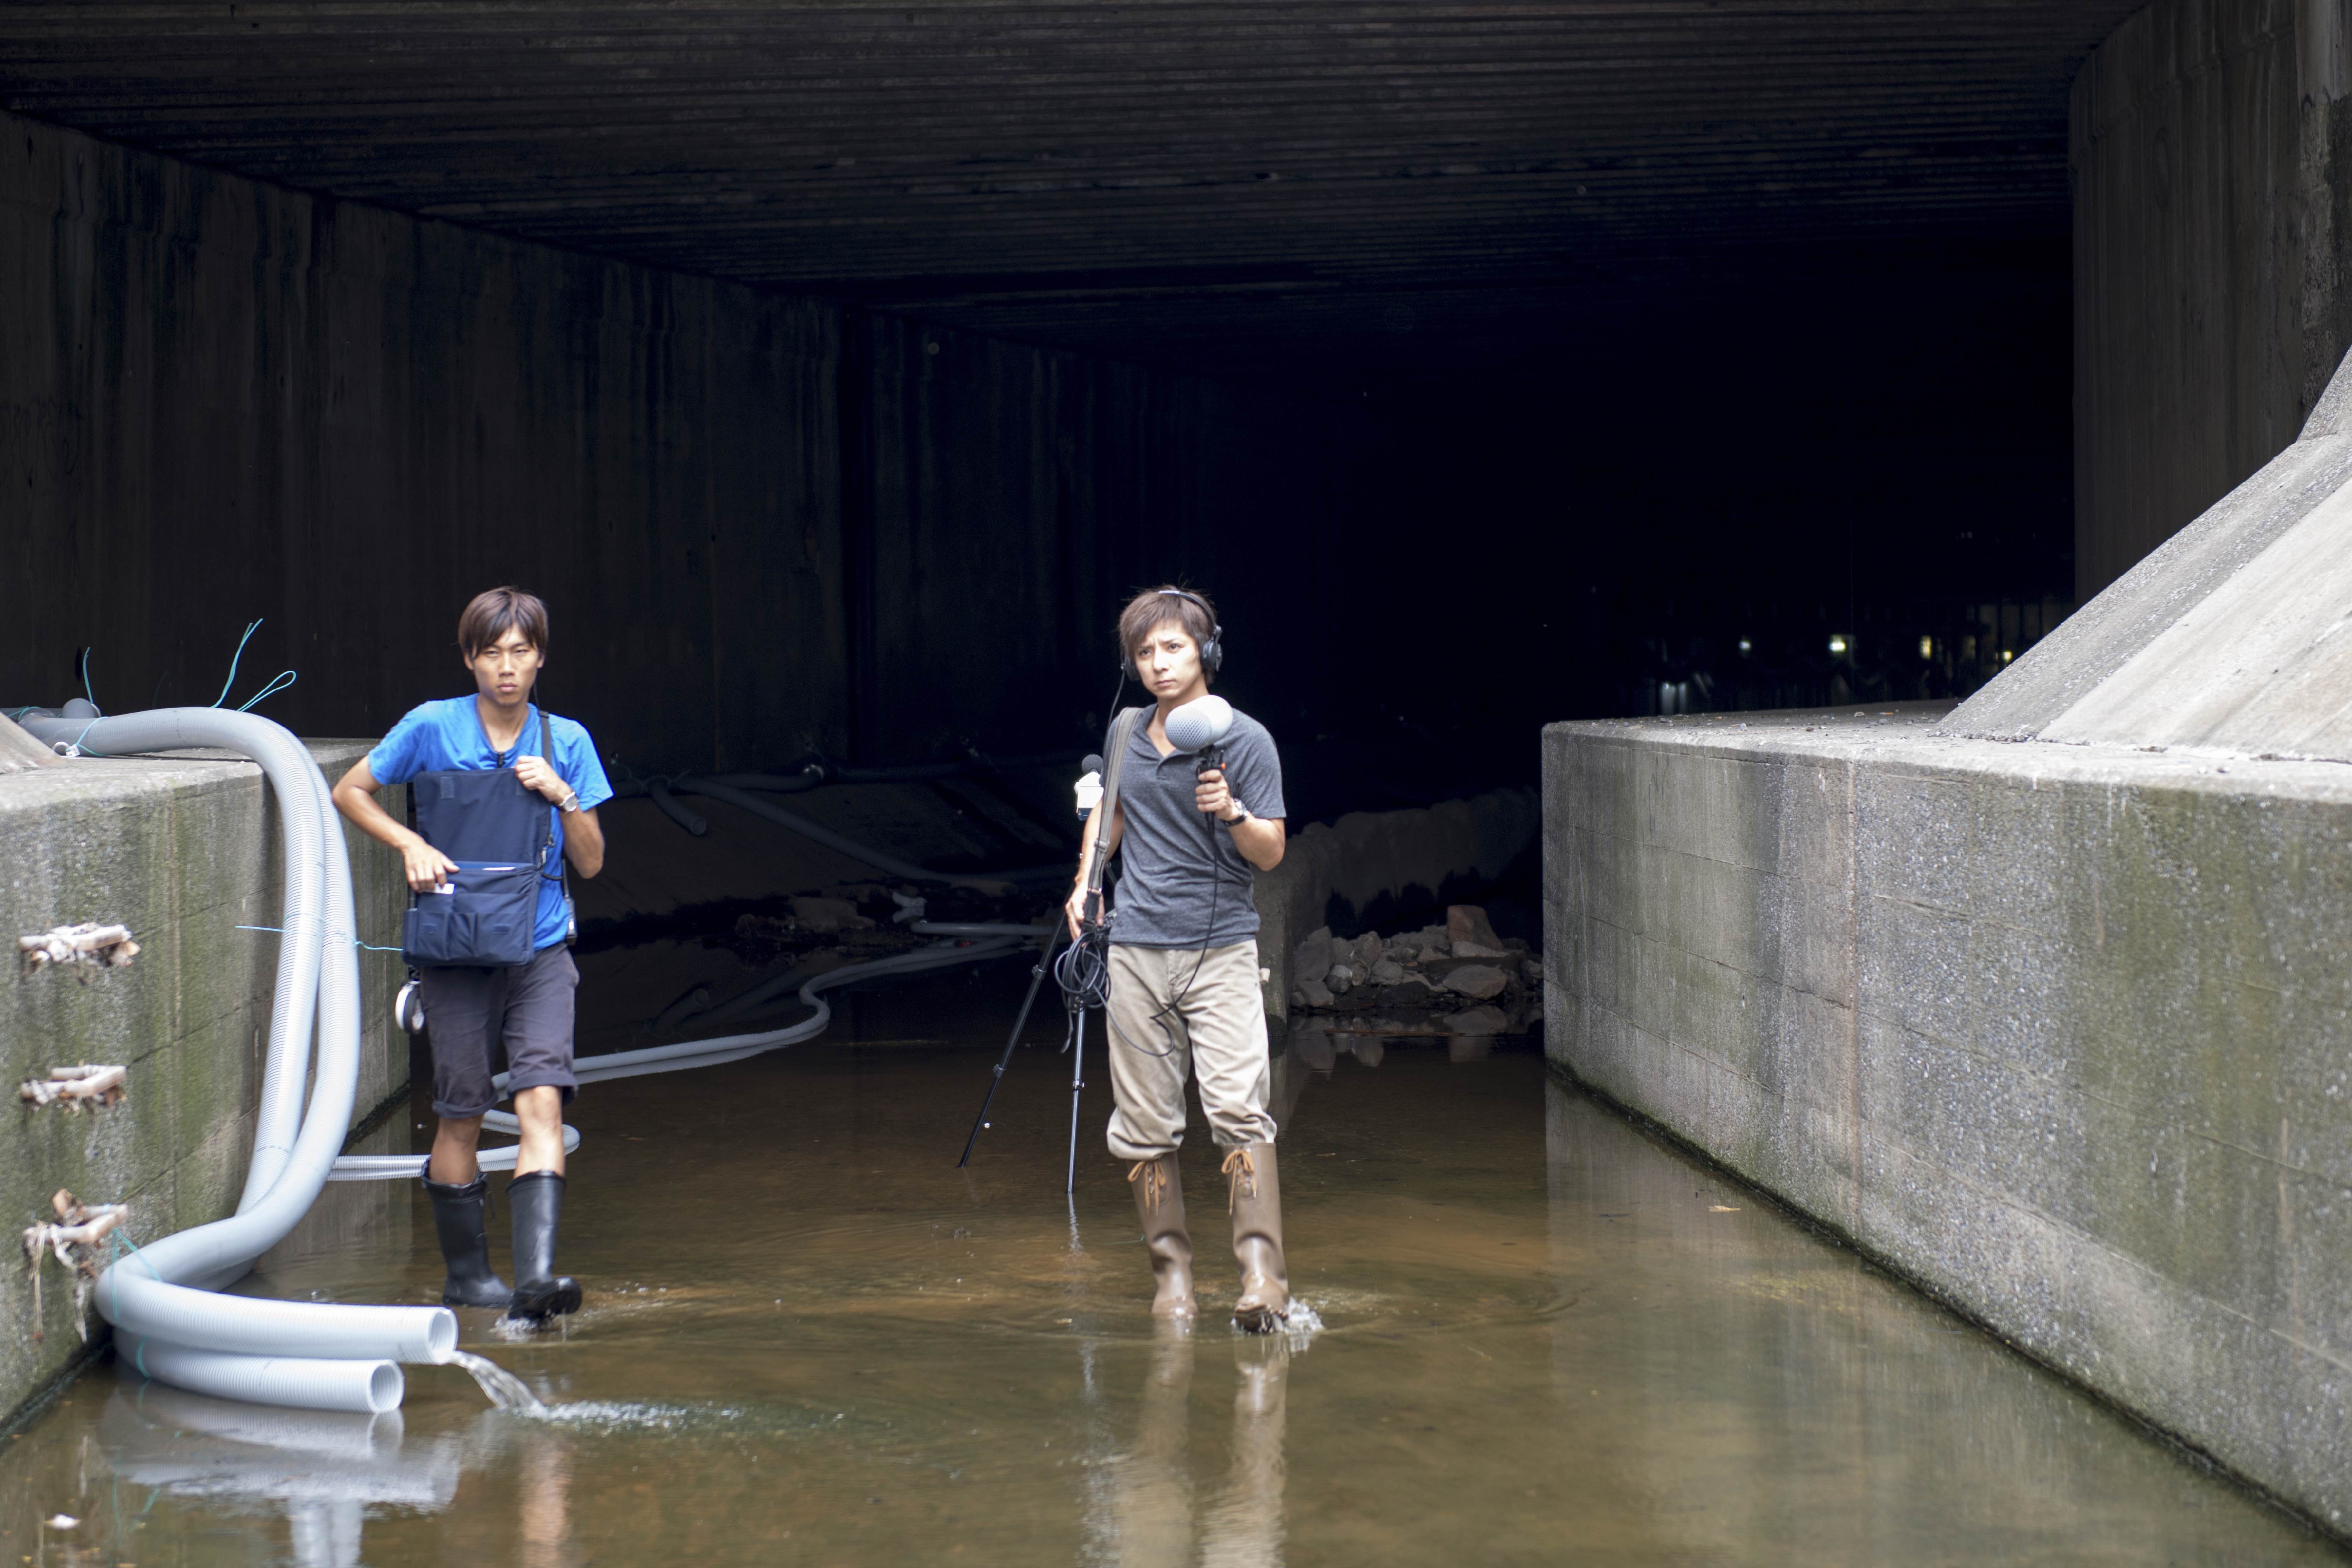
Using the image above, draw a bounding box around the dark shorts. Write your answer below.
[418,943,579,1119]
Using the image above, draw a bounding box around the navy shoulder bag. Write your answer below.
[401,710,558,968]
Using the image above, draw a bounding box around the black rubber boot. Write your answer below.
[423,1175,512,1309]
[504,1171,582,1324]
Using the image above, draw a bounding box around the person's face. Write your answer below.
[1134,619,1207,701]
[466,627,542,707]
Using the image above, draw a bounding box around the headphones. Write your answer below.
[1121,588,1224,679]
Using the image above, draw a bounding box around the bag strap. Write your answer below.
[1081,706,1145,902]
[535,706,557,869]
[539,707,578,942]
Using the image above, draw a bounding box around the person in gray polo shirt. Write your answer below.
[1064,587,1292,1331]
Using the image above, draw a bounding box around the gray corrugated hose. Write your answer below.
[21,706,1055,1411]
[19,708,456,1412]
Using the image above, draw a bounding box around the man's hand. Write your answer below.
[1064,882,1094,942]
[1195,767,1242,822]
[514,754,570,804]
[334,757,469,891]
[402,837,459,892]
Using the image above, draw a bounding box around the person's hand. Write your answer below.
[1195,767,1239,821]
[1065,881,1091,942]
[401,837,459,892]
[514,755,570,804]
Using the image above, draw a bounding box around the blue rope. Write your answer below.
[79,646,94,708]
[111,1227,163,1282]
[211,619,263,706]
[236,922,405,954]
[104,1226,166,1369]
[236,670,298,711]
[211,617,298,711]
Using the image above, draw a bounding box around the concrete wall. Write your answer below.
[0,104,1409,773]
[0,743,405,1428]
[0,104,846,770]
[2072,0,2352,597]
[1545,704,2352,1534]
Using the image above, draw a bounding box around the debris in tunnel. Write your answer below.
[16,922,139,977]
[1286,905,1540,1034]
[18,1064,126,1111]
[20,1191,127,1340]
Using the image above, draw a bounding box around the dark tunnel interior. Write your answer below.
[0,3,2123,823]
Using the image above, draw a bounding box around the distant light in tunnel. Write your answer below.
[1919,635,1933,659]
[2002,649,2014,663]
[1737,638,1752,655]
[1827,635,1848,656]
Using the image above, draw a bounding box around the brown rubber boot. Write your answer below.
[1128,1154,1197,1319]
[1223,1142,1290,1333]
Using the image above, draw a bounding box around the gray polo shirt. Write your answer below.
[1105,704,1286,949]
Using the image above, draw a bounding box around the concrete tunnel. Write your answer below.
[1,0,2165,776]
[12,0,2352,1555]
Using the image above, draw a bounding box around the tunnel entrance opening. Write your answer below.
[0,4,2103,820]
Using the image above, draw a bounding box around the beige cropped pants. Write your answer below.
[1104,940,1276,1160]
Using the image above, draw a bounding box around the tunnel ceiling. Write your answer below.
[0,2,2138,385]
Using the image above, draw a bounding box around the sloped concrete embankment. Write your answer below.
[0,739,406,1429]
[1545,703,2352,1533]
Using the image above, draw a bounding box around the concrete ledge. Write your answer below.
[0,741,404,1428]
[1253,788,1537,1022]
[1545,703,2352,1536]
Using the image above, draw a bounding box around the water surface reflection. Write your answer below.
[0,1018,2336,1565]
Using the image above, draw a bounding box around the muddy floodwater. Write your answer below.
[2,973,2339,1566]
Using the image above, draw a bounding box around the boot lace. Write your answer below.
[1128,1158,1171,1210]
[1221,1147,1256,1211]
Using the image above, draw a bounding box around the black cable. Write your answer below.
[1053,921,1113,1013]
[1099,744,1229,1062]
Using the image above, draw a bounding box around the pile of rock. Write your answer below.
[1288,904,1542,1035]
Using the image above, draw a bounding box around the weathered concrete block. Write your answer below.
[0,741,402,1428]
[1546,703,2352,1535]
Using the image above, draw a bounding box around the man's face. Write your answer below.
[1133,619,1207,701]
[466,627,542,707]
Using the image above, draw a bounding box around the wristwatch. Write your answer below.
[1221,806,1248,827]
[557,790,580,814]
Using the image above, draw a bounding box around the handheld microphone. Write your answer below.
[1165,695,1235,800]
[1164,696,1232,756]
[1075,754,1106,819]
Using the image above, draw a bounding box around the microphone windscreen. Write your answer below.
[1082,754,1104,774]
[1164,695,1234,754]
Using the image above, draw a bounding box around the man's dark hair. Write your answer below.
[457,586,550,661]
[1117,586,1218,685]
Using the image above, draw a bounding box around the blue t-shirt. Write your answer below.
[368,698,613,950]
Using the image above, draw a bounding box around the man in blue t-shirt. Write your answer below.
[333,586,612,1323]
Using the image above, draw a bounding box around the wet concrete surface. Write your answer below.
[1,967,2341,1566]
